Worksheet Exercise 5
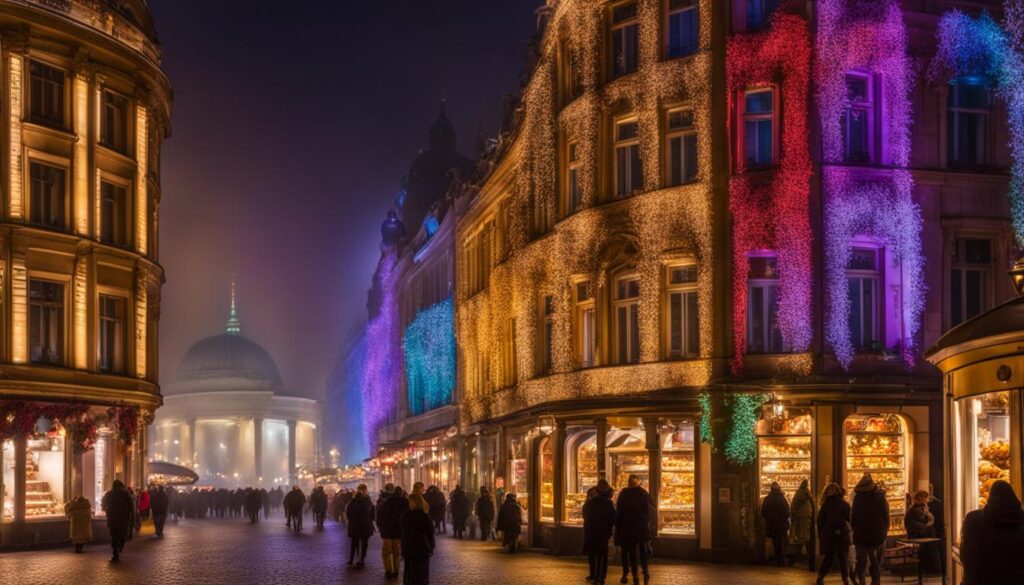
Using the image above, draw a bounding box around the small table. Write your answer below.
[896,538,942,585]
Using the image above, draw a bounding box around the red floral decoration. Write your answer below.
[108,405,140,446]
[726,12,814,373]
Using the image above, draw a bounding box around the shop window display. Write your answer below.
[2,439,13,522]
[608,427,648,491]
[659,422,696,536]
[757,408,813,499]
[564,431,598,524]
[540,436,555,522]
[844,414,910,535]
[509,435,529,524]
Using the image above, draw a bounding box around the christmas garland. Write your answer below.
[0,400,141,452]
[698,392,768,466]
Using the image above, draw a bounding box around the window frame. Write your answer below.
[738,87,778,172]
[574,280,597,369]
[947,77,991,169]
[539,294,555,376]
[743,0,779,32]
[565,141,583,215]
[666,0,699,60]
[609,1,640,79]
[99,88,130,154]
[665,107,698,187]
[97,291,129,374]
[99,175,132,248]
[949,237,995,329]
[27,58,67,130]
[746,253,784,354]
[841,72,876,164]
[845,246,883,353]
[664,262,700,360]
[27,155,70,231]
[559,39,583,105]
[613,273,641,364]
[28,276,67,367]
[613,116,642,199]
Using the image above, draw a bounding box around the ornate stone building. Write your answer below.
[0,0,170,547]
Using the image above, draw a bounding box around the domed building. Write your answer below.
[150,285,321,488]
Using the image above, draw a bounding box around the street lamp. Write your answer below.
[537,415,556,435]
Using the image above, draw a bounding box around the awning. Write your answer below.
[146,460,199,486]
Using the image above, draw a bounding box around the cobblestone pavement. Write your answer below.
[0,516,941,585]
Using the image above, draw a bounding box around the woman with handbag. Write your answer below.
[816,482,852,585]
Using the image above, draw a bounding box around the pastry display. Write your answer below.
[659,510,695,535]
[612,452,649,491]
[758,434,812,498]
[564,493,587,524]
[845,415,908,536]
[540,481,554,520]
[662,454,695,472]
[847,456,902,470]
[978,441,1012,507]
[659,447,696,536]
[761,459,811,473]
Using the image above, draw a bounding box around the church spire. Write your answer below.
[226,279,241,335]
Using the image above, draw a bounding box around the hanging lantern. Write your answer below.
[537,415,556,435]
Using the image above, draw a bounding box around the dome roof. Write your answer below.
[178,333,282,387]
[401,98,474,229]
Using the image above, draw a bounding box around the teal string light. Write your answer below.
[402,298,456,416]
[723,393,768,466]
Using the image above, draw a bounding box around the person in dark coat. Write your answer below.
[309,486,329,529]
[850,474,889,585]
[150,485,170,537]
[379,486,409,579]
[426,486,446,534]
[377,483,395,528]
[789,479,816,571]
[961,480,1024,585]
[283,486,306,531]
[448,485,470,539]
[815,483,851,585]
[904,490,939,574]
[584,481,616,585]
[496,493,523,553]
[101,480,133,562]
[615,474,653,585]
[244,488,262,523]
[401,493,435,585]
[475,487,495,542]
[345,484,376,567]
[927,489,947,581]
[760,481,791,567]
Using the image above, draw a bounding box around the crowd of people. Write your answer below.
[59,471,1024,585]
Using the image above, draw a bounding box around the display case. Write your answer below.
[2,439,13,523]
[659,422,696,536]
[844,414,910,535]
[608,427,648,491]
[540,436,555,522]
[757,410,813,498]
[564,433,597,524]
[508,435,529,525]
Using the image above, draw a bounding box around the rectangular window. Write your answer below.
[847,247,881,352]
[541,295,555,374]
[29,162,66,229]
[746,0,778,31]
[615,276,641,364]
[576,282,596,368]
[98,295,126,373]
[567,142,582,213]
[666,264,699,359]
[842,73,874,163]
[611,2,639,78]
[100,90,129,153]
[28,60,65,129]
[29,280,64,366]
[666,109,698,186]
[667,0,698,58]
[561,41,583,103]
[747,255,783,353]
[743,89,774,170]
[100,181,129,246]
[951,238,993,328]
[615,119,642,198]
[948,78,990,168]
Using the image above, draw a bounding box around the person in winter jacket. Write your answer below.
[345,484,376,567]
[850,474,889,585]
[379,486,409,578]
[150,486,170,537]
[309,486,329,529]
[904,490,940,574]
[584,481,616,585]
[475,487,495,542]
[760,481,792,567]
[426,485,447,534]
[65,495,92,553]
[448,485,470,539]
[496,493,523,553]
[788,479,815,570]
[244,488,263,523]
[101,480,133,562]
[401,493,435,585]
[376,483,394,528]
[960,480,1024,585]
[283,486,307,531]
[815,483,851,585]
[615,474,653,585]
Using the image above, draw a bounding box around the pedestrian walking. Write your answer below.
[150,485,170,537]
[584,480,615,585]
[426,486,446,534]
[496,493,523,553]
[310,485,329,529]
[815,483,851,585]
[101,480,133,562]
[789,479,816,570]
[760,481,791,567]
[65,495,92,553]
[850,473,889,585]
[244,488,263,523]
[960,480,1024,585]
[377,483,395,528]
[448,485,470,539]
[345,483,375,567]
[379,486,409,579]
[476,487,495,542]
[615,474,653,585]
[283,485,307,532]
[401,492,435,585]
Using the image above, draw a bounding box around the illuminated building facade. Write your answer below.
[0,0,170,547]
[150,286,321,488]
[452,0,1016,561]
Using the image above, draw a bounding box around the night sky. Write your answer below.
[149,1,540,399]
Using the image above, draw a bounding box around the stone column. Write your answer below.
[186,418,196,469]
[644,418,662,528]
[552,421,566,527]
[287,420,297,485]
[14,435,26,524]
[595,418,608,481]
[253,418,263,483]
